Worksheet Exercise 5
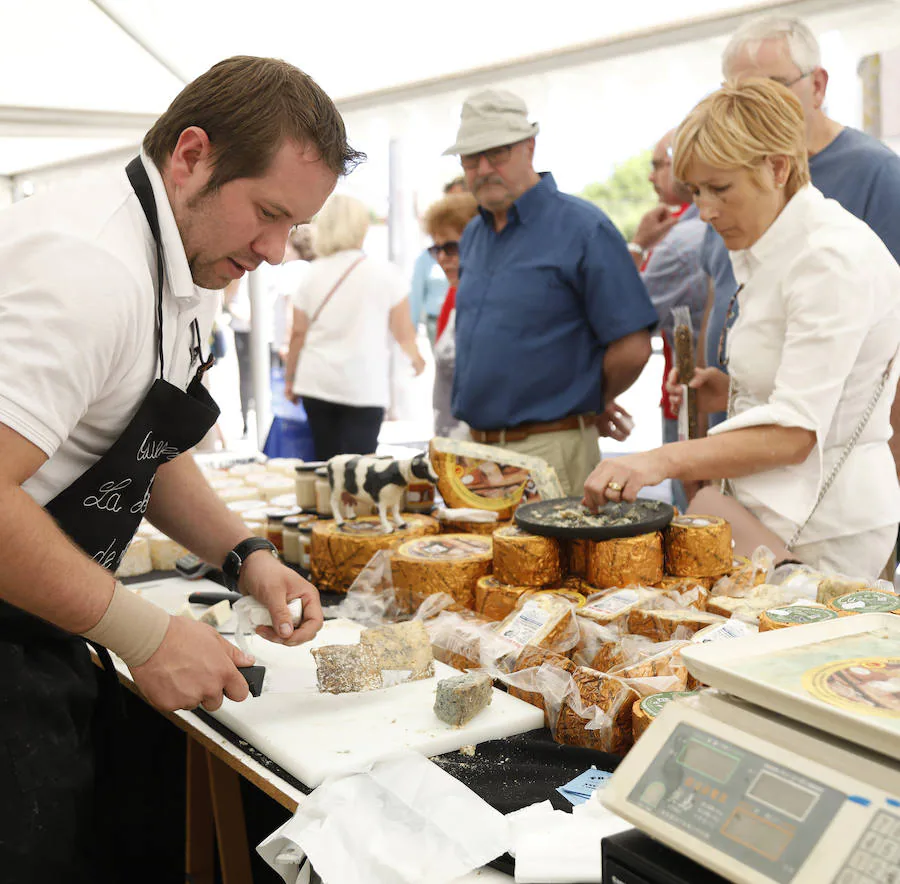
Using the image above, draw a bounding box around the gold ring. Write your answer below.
[606,481,623,492]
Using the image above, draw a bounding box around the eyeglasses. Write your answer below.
[717,284,744,369]
[428,241,460,259]
[460,144,516,171]
[769,71,811,88]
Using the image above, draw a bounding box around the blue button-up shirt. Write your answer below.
[452,172,657,429]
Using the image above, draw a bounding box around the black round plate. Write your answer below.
[514,496,675,541]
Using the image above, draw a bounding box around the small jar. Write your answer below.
[298,526,313,569]
[281,516,302,565]
[294,462,324,509]
[265,506,301,553]
[314,467,333,516]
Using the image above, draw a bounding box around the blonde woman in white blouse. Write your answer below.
[584,79,900,578]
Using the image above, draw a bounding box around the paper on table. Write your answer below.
[257,750,509,884]
[507,794,632,884]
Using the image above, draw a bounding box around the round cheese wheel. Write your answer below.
[218,485,258,503]
[474,576,532,622]
[115,537,153,578]
[438,516,511,536]
[759,605,839,632]
[309,514,439,593]
[493,526,562,587]
[632,691,701,741]
[228,462,267,478]
[664,515,732,577]
[586,532,663,589]
[391,533,493,613]
[827,590,900,616]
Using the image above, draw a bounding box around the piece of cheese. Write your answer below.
[492,526,562,587]
[827,590,900,616]
[148,536,189,571]
[609,642,694,690]
[508,646,577,721]
[707,584,790,620]
[493,592,580,659]
[817,577,876,607]
[218,485,258,503]
[474,576,532,622]
[391,533,493,613]
[578,588,659,627]
[198,600,232,628]
[664,515,732,577]
[586,533,664,590]
[656,575,716,593]
[360,620,435,682]
[434,671,493,726]
[692,619,759,643]
[554,668,638,756]
[758,604,838,632]
[115,537,153,578]
[632,691,701,742]
[428,437,564,520]
[311,645,383,694]
[627,608,726,641]
[309,514,439,593]
[573,617,625,672]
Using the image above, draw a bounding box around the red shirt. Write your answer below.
[436,286,456,341]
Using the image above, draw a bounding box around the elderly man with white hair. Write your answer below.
[702,16,900,446]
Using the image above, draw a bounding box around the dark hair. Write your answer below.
[144,56,365,191]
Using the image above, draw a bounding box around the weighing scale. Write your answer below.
[602,613,900,884]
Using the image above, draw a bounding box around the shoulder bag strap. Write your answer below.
[308,255,366,326]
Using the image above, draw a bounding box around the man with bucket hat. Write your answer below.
[444,88,657,494]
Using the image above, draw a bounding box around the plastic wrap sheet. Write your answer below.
[711,546,776,597]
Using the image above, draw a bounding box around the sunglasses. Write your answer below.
[428,241,460,259]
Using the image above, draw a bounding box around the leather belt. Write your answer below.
[470,414,594,444]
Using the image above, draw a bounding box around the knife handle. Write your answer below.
[188,590,243,606]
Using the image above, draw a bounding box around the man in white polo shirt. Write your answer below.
[0,56,362,882]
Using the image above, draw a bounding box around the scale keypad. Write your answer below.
[836,811,900,884]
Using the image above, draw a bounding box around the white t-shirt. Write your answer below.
[0,152,219,505]
[711,184,900,549]
[291,250,406,408]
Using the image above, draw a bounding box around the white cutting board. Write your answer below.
[209,618,544,788]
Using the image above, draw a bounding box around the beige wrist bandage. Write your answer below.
[81,581,171,667]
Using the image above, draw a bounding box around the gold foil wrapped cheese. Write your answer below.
[391,534,493,613]
[586,532,664,589]
[492,526,562,587]
[565,539,589,577]
[664,515,732,577]
[438,515,512,535]
[474,577,532,622]
[309,514,439,593]
[509,647,576,722]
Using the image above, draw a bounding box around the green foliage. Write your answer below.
[580,149,658,241]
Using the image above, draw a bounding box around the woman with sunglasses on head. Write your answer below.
[584,79,900,578]
[423,191,479,437]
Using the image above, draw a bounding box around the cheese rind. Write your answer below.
[664,515,732,577]
[627,608,725,640]
[586,533,664,589]
[759,604,838,632]
[492,526,562,587]
[827,590,900,616]
[434,671,493,726]
[148,536,189,571]
[474,576,532,622]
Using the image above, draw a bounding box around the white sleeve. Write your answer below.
[0,237,137,457]
[291,271,311,315]
[710,246,876,442]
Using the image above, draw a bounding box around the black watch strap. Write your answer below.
[222,537,278,590]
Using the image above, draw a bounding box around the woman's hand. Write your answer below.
[285,382,299,406]
[411,352,426,376]
[583,450,670,508]
[666,367,730,415]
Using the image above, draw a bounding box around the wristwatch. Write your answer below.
[222,537,278,591]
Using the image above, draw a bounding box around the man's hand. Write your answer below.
[239,550,324,646]
[666,367,730,415]
[285,382,300,406]
[583,450,670,508]
[594,402,634,441]
[130,615,254,712]
[633,205,681,253]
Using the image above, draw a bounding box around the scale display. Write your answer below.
[628,723,845,883]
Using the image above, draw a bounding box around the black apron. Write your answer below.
[0,157,219,883]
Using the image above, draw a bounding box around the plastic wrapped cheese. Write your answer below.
[827,590,900,616]
[391,533,493,613]
[474,576,532,622]
[817,577,876,606]
[578,588,660,627]
[493,592,581,662]
[759,604,838,632]
[508,647,577,721]
[609,639,696,691]
[492,526,562,587]
[627,608,726,641]
[586,533,663,589]
[692,619,759,643]
[664,515,732,577]
[707,584,791,621]
[310,514,439,593]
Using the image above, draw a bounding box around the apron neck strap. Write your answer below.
[125,156,165,381]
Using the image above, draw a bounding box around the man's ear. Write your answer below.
[166,126,213,190]
[810,67,828,111]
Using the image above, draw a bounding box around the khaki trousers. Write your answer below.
[494,422,601,497]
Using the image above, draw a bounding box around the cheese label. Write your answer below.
[498,600,552,646]
[803,658,900,716]
[692,620,757,643]
[831,591,900,614]
[639,690,700,718]
[406,536,491,560]
[585,589,639,615]
[765,606,838,625]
